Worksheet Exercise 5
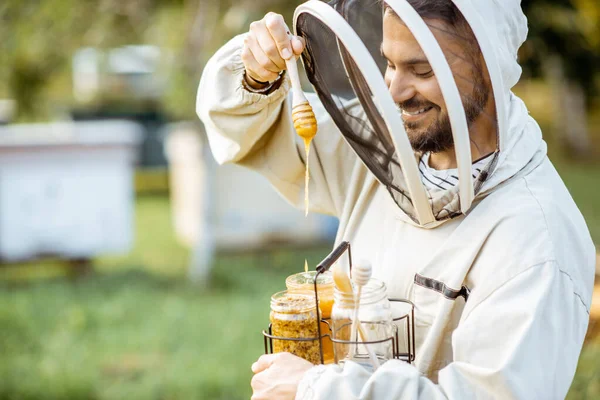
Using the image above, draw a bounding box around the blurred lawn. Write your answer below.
[0,195,331,400]
[553,159,600,245]
[0,155,599,399]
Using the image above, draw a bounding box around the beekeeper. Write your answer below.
[196,0,596,398]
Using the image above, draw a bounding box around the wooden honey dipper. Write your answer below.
[284,47,317,216]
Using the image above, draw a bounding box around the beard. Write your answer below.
[399,75,490,154]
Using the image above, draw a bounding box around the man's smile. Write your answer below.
[401,105,434,122]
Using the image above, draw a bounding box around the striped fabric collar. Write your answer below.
[419,152,493,192]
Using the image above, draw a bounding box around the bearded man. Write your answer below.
[197,0,596,398]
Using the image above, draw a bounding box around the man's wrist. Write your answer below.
[244,72,272,90]
[242,70,285,95]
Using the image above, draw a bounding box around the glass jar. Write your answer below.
[286,271,334,364]
[269,290,321,364]
[331,279,393,370]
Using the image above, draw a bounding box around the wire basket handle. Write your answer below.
[262,242,416,365]
[316,241,352,274]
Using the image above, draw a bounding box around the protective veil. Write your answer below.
[196,0,596,398]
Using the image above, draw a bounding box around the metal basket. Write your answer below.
[262,241,416,365]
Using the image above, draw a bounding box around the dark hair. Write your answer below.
[384,0,466,28]
[383,0,481,61]
[380,0,477,47]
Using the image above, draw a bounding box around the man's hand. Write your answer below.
[250,352,314,400]
[242,12,305,88]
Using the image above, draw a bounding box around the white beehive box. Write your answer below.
[165,123,338,282]
[0,121,142,261]
[165,124,337,249]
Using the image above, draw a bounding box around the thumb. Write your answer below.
[292,36,305,55]
[251,353,279,373]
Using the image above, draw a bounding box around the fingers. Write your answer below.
[250,363,274,400]
[241,41,280,83]
[251,353,309,400]
[250,371,276,400]
[251,353,279,374]
[250,374,264,400]
[243,12,305,83]
[245,34,282,73]
[251,23,287,70]
[265,12,293,61]
[291,36,305,56]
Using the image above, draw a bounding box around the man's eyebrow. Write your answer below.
[402,57,430,66]
[379,44,429,66]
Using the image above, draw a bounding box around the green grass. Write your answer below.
[0,195,331,400]
[0,155,598,400]
[569,342,600,400]
[0,258,325,400]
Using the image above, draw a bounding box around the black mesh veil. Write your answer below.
[296,2,416,215]
[294,0,501,225]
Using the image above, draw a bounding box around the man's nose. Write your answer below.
[388,72,416,104]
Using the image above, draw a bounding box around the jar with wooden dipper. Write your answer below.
[269,291,321,364]
[285,271,335,364]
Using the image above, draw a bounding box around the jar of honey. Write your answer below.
[286,271,334,364]
[270,291,321,364]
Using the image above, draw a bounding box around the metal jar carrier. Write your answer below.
[262,241,416,365]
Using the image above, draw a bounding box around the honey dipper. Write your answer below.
[333,262,380,370]
[284,46,317,216]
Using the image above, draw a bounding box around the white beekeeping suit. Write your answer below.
[196,0,596,398]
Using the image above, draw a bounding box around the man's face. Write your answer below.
[382,11,490,154]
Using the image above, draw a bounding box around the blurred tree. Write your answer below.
[0,0,151,120]
[521,0,600,156]
[2,0,597,147]
[155,0,303,121]
[0,0,303,122]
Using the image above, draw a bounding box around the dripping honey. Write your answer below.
[292,101,317,216]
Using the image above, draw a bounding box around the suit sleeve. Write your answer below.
[296,261,590,400]
[196,34,358,217]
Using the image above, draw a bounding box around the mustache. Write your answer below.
[397,98,437,111]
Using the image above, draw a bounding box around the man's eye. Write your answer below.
[386,62,396,70]
[415,69,433,78]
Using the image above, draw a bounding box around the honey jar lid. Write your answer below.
[270,290,317,313]
[285,271,334,291]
